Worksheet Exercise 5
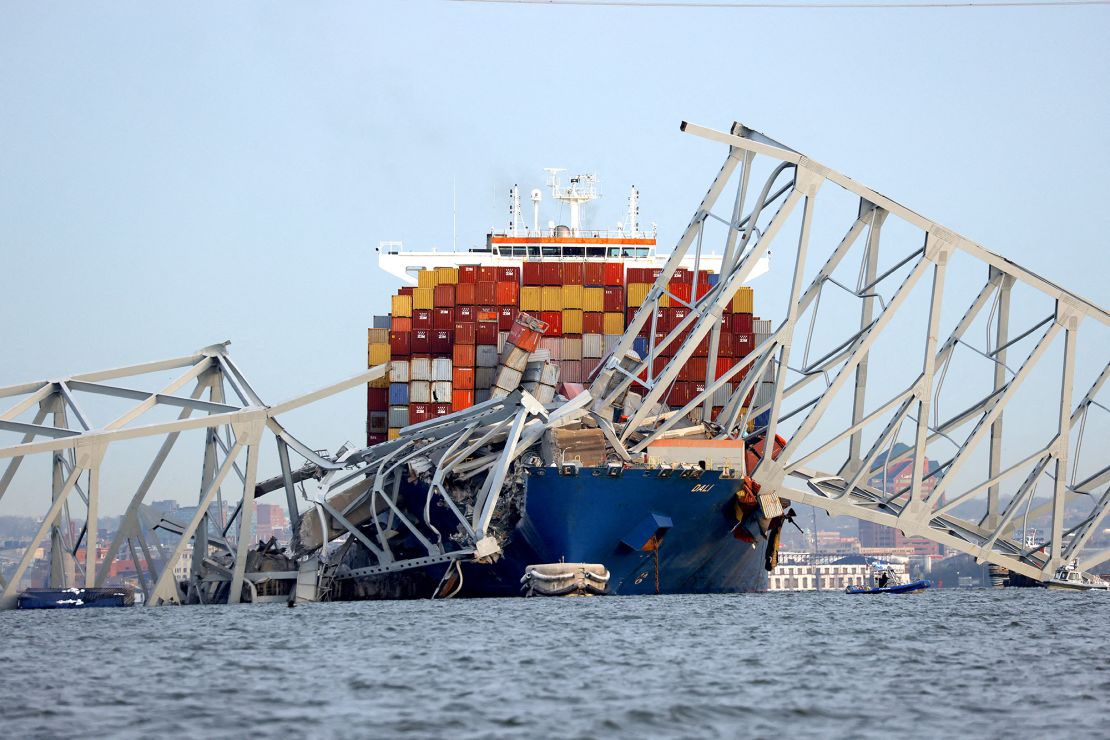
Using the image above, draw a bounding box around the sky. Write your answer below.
[0,1,1107,516]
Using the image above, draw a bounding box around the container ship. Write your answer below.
[343,171,779,598]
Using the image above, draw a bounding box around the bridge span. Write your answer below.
[1,121,1107,605]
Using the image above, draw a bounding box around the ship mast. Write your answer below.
[545,168,599,236]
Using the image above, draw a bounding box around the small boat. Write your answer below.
[1044,560,1110,591]
[846,579,932,595]
[17,587,136,609]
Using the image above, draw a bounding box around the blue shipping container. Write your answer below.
[389,382,409,405]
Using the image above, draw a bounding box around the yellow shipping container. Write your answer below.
[412,287,435,310]
[387,428,401,441]
[417,269,438,289]
[391,294,413,318]
[583,287,605,313]
[541,286,563,311]
[731,286,754,313]
[435,266,458,285]
[562,309,584,335]
[368,342,391,366]
[367,328,389,345]
[562,285,584,310]
[521,286,542,312]
[368,374,390,389]
[603,312,625,335]
[627,282,671,307]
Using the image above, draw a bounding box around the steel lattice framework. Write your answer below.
[591,121,1110,584]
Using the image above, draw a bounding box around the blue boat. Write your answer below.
[17,587,135,609]
[846,580,932,595]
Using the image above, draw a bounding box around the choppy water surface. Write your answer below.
[1,590,1106,738]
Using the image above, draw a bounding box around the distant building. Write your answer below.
[859,443,945,557]
[769,553,909,591]
[255,504,289,543]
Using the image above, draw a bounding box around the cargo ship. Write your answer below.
[344,171,778,598]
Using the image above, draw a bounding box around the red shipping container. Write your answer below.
[391,316,412,333]
[498,266,520,283]
[668,382,693,406]
[736,332,755,356]
[627,308,650,338]
[731,313,754,334]
[457,305,476,322]
[453,343,476,367]
[603,262,624,286]
[635,356,670,387]
[434,284,455,307]
[476,321,498,345]
[507,317,542,353]
[367,386,389,410]
[522,262,543,286]
[672,267,692,284]
[409,403,432,424]
[431,330,453,354]
[498,306,518,332]
[697,282,713,300]
[717,330,735,357]
[413,309,433,330]
[389,331,411,356]
[603,286,624,312]
[477,306,499,322]
[496,281,519,306]
[453,366,475,389]
[584,261,605,286]
[563,262,584,285]
[433,403,452,418]
[680,357,708,382]
[692,333,710,358]
[433,308,454,330]
[669,307,690,333]
[697,269,713,286]
[541,262,562,286]
[452,390,475,413]
[669,280,693,305]
[454,322,477,345]
[583,312,604,334]
[539,311,563,337]
[477,281,497,305]
[411,329,432,353]
[458,264,479,284]
[399,286,415,296]
[478,266,498,282]
[366,433,386,446]
[456,282,477,305]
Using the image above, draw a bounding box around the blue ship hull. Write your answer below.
[451,467,769,597]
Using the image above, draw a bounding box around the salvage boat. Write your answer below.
[319,171,784,598]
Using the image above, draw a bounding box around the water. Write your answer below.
[1,590,1106,739]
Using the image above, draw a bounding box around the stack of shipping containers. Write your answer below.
[367,261,759,445]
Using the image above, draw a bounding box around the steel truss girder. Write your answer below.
[603,120,1110,586]
[0,343,387,608]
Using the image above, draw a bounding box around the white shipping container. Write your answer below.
[755,381,775,408]
[431,381,453,403]
[562,337,583,361]
[500,345,531,372]
[409,381,432,403]
[540,361,560,386]
[754,319,772,334]
[388,405,410,428]
[582,333,604,358]
[431,357,453,382]
[498,331,509,353]
[712,382,733,407]
[538,337,562,360]
[476,367,496,388]
[603,335,621,355]
[529,349,552,363]
[410,357,432,381]
[533,384,556,403]
[476,345,499,368]
[494,367,523,391]
[390,360,410,384]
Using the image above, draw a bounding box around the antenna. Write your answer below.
[509,185,522,237]
[531,188,542,234]
[628,185,639,235]
[545,168,599,236]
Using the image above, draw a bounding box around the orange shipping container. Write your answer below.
[456,282,477,305]
[496,281,519,306]
[453,366,475,389]
[453,343,476,367]
[452,390,475,412]
[434,284,456,307]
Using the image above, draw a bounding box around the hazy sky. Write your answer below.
[1,1,1107,515]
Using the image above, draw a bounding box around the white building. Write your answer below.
[768,553,909,591]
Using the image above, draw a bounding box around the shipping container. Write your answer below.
[680,357,708,382]
[603,286,625,312]
[431,330,453,354]
[417,269,437,289]
[754,318,772,334]
[431,381,452,403]
[476,321,498,345]
[583,311,604,334]
[411,329,431,354]
[368,411,388,434]
[541,262,563,285]
[454,321,477,345]
[672,267,692,284]
[475,367,495,389]
[457,305,476,323]
[538,336,562,360]
[368,327,389,345]
[391,316,412,333]
[389,383,409,405]
[391,294,413,318]
[500,345,531,372]
[603,312,624,335]
[507,313,547,352]
[582,333,604,358]
[627,282,651,307]
[453,390,475,412]
[389,331,411,357]
[582,357,601,380]
[388,405,410,428]
[372,315,391,330]
[434,283,456,308]
[562,309,584,335]
[409,403,432,424]
[387,428,402,441]
[731,313,754,334]
[367,386,389,410]
[497,331,508,353]
[496,281,519,306]
[498,306,517,332]
[522,261,543,286]
[540,311,563,336]
[456,281,477,305]
[521,286,542,311]
[603,261,624,286]
[368,342,391,366]
[366,432,387,447]
[410,381,432,403]
[433,308,454,330]
[583,287,605,313]
[435,266,458,285]
[497,265,520,283]
[493,366,523,392]
[453,366,475,389]
[476,345,499,367]
[413,287,434,310]
[412,308,433,330]
[475,265,495,282]
[562,336,583,361]
[604,334,622,356]
[390,360,411,383]
[398,286,415,296]
[476,281,497,305]
[584,261,605,286]
[736,332,755,356]
[431,357,453,381]
[459,264,479,284]
[453,343,476,368]
[669,280,692,305]
[559,360,583,383]
[717,330,735,357]
[731,286,754,313]
[410,356,432,381]
[541,286,563,311]
[562,284,584,309]
[562,261,584,285]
